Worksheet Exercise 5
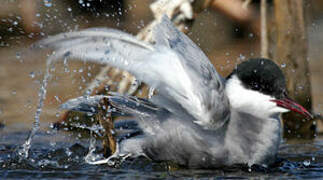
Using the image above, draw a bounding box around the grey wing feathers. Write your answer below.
[37,28,154,67]
[108,93,168,118]
[40,16,229,130]
[60,94,167,119]
[59,95,106,114]
[151,16,230,129]
[38,28,152,50]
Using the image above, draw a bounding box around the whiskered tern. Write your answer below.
[40,16,312,168]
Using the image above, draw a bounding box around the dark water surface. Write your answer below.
[1,127,323,179]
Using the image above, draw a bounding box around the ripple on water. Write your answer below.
[1,130,323,179]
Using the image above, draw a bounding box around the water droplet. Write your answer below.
[54,95,61,103]
[287,129,291,133]
[297,85,304,90]
[50,141,56,147]
[65,148,72,156]
[239,54,246,60]
[43,0,52,7]
[303,160,311,166]
[29,72,35,78]
[16,52,21,59]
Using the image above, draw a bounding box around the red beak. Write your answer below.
[271,98,313,119]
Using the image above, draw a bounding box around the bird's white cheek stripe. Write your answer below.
[225,75,287,118]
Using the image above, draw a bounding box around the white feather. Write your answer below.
[225,75,289,117]
[225,75,285,165]
[39,16,230,130]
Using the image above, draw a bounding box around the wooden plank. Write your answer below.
[274,0,314,139]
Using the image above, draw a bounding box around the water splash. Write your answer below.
[84,132,101,164]
[18,54,54,158]
[148,87,155,99]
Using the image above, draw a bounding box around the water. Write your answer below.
[1,126,323,179]
[18,55,53,159]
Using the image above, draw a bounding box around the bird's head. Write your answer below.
[226,58,312,119]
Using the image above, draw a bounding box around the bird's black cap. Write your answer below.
[227,58,287,99]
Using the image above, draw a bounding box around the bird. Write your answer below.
[39,16,312,168]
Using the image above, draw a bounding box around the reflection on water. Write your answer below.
[1,128,323,179]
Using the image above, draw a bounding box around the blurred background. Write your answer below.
[0,0,322,138]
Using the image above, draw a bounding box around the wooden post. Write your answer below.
[273,0,314,139]
[260,0,268,58]
[97,97,116,157]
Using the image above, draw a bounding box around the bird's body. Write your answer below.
[113,73,284,167]
[41,16,312,168]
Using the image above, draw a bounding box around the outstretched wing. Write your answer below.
[150,16,230,128]
[39,16,229,129]
[59,94,166,118]
[36,28,153,65]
